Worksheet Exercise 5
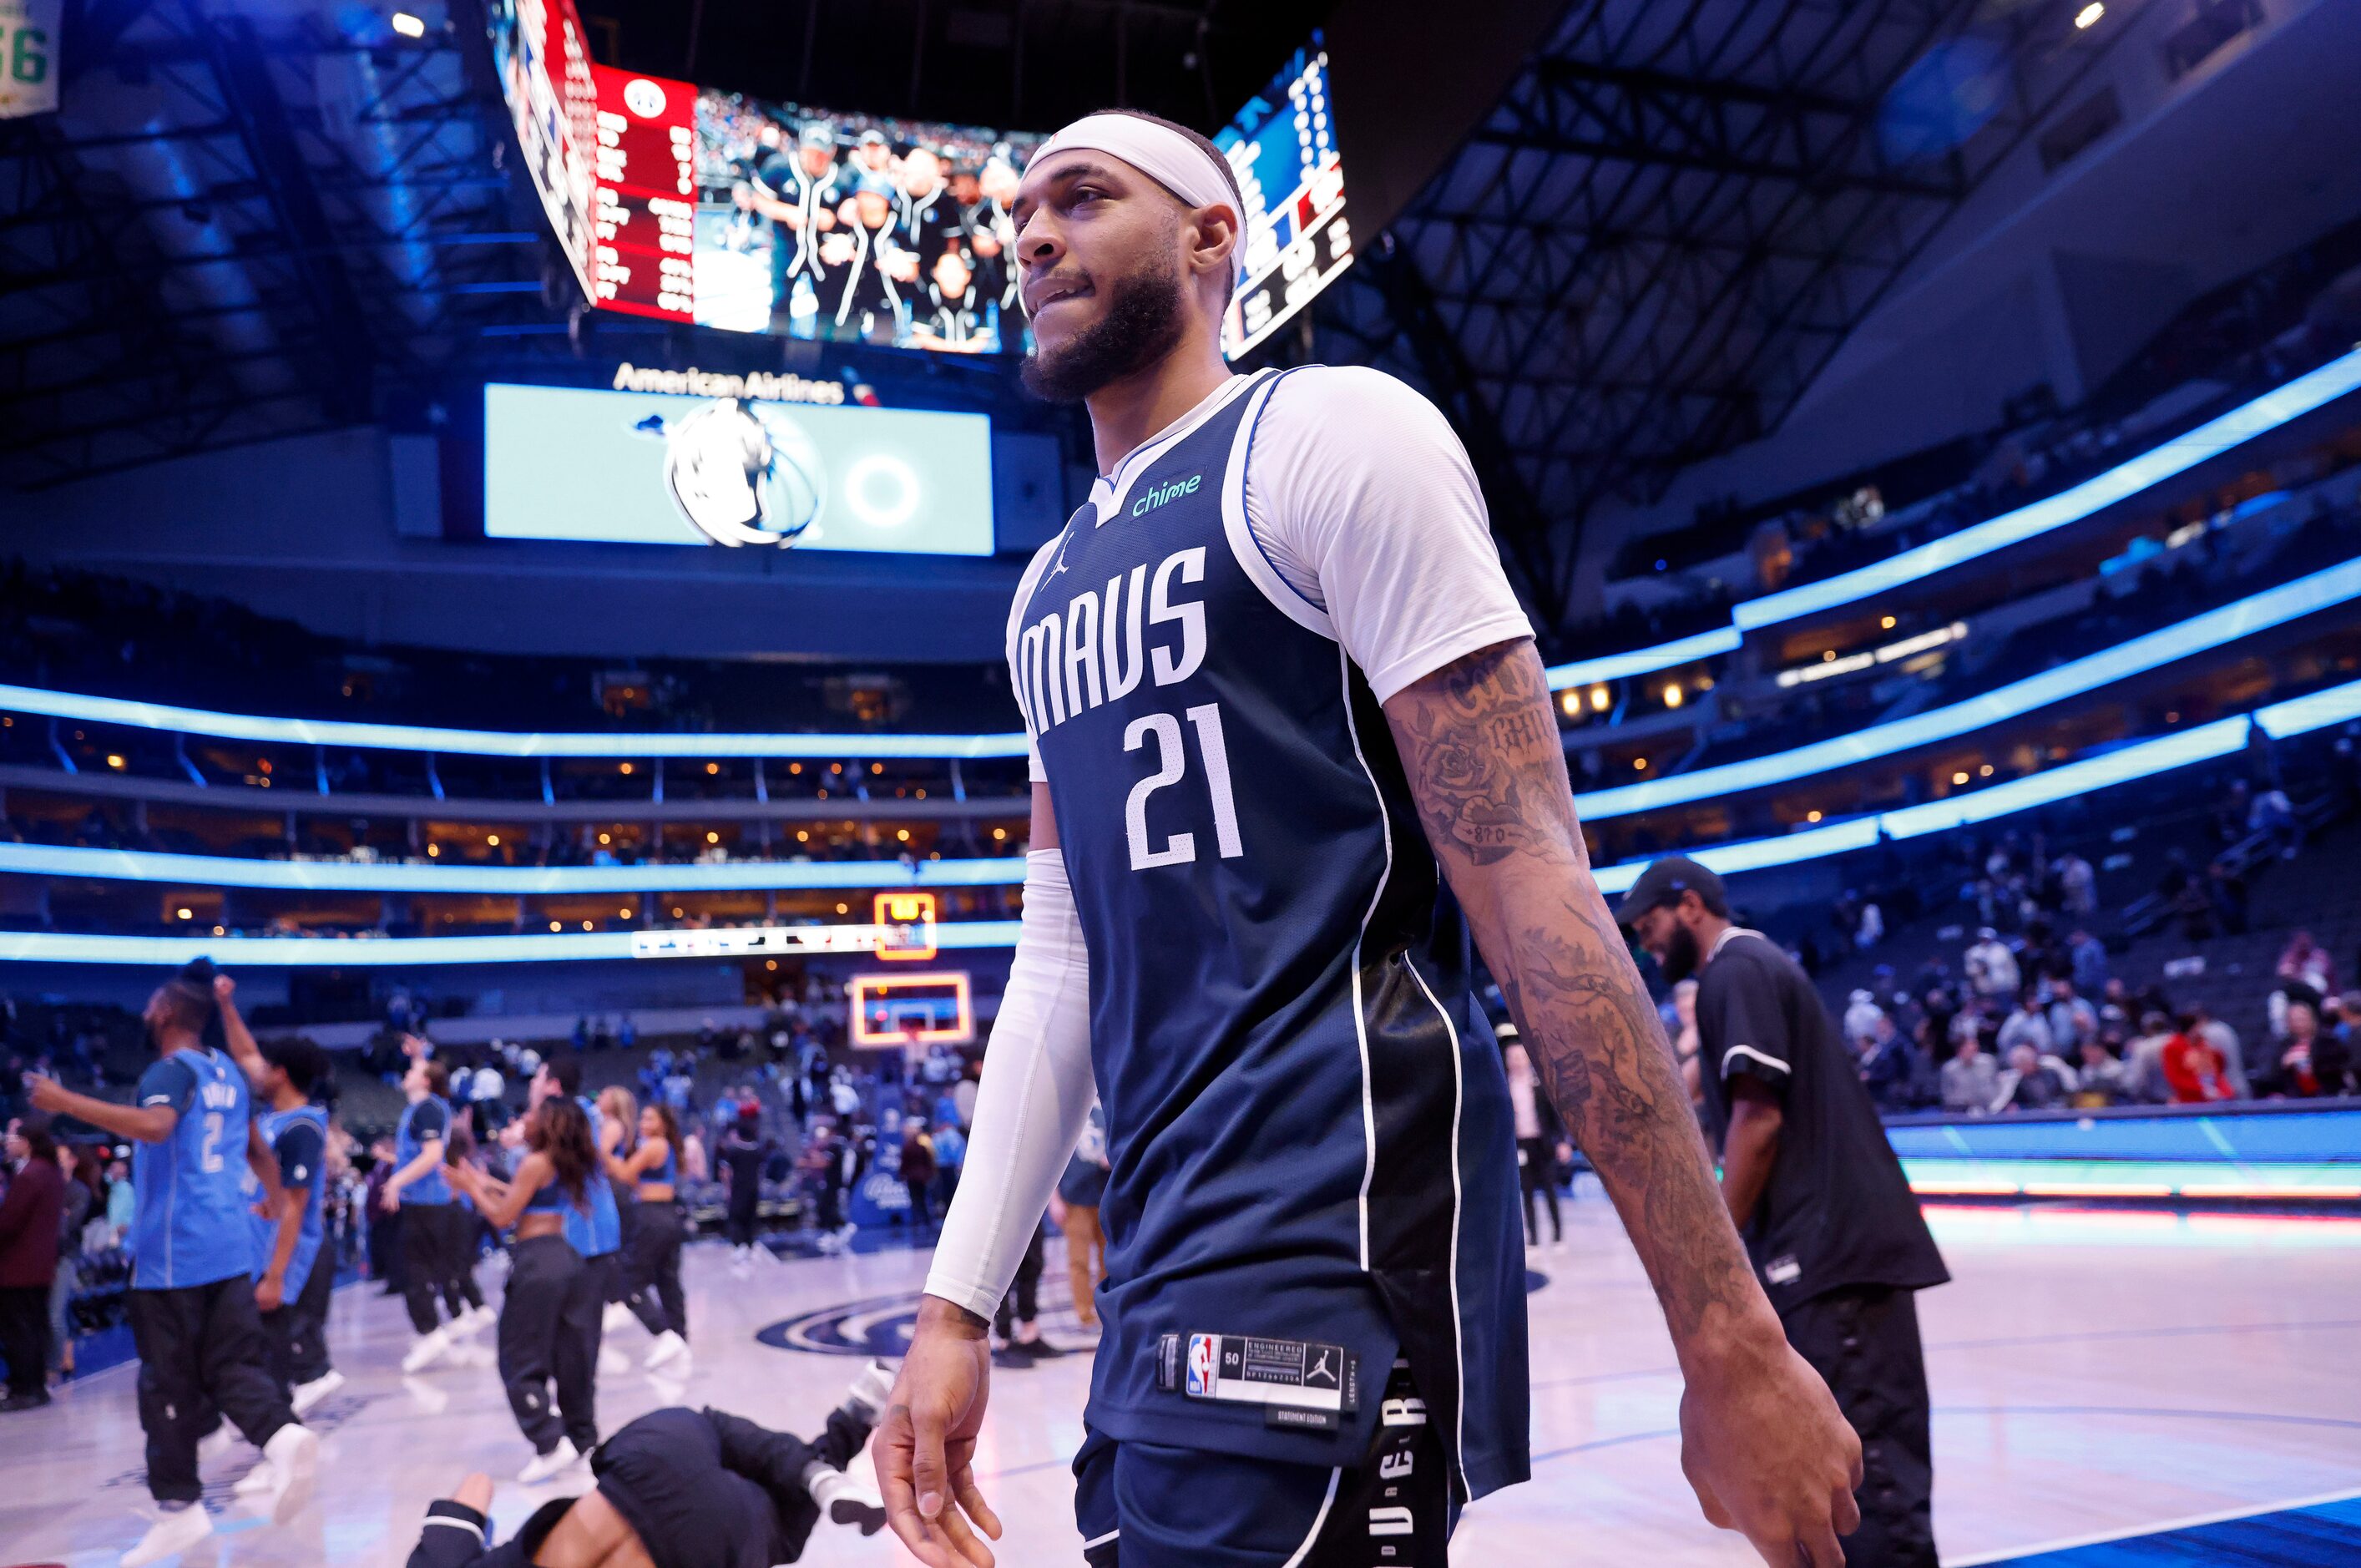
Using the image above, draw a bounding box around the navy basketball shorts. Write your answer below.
[1074,1361,1453,1568]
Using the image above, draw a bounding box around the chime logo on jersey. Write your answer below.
[1186,1333,1216,1398]
[1128,472,1202,517]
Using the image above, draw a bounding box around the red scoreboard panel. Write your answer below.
[589,66,695,321]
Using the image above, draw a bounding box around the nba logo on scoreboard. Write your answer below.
[1186,1333,1217,1398]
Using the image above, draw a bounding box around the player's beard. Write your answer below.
[1019,247,1189,403]
[1657,922,1702,985]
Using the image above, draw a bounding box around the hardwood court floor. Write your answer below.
[2,1198,2356,1566]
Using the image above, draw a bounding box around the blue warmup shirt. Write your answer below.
[566,1097,622,1258]
[394,1095,454,1206]
[250,1104,331,1297]
[131,1047,261,1291]
[1008,369,1529,1495]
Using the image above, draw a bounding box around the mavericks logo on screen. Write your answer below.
[638,398,827,548]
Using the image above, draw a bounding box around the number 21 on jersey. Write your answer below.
[1125,702,1242,870]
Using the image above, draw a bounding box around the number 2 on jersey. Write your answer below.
[200,1111,225,1173]
[1123,702,1243,870]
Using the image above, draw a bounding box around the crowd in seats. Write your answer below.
[1570,215,2361,658]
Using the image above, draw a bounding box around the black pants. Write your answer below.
[727,1195,760,1249]
[400,1203,480,1335]
[623,1199,687,1339]
[0,1282,48,1398]
[1782,1287,1936,1568]
[262,1256,336,1397]
[1518,1136,1561,1243]
[608,1194,640,1305]
[994,1222,1046,1336]
[498,1235,599,1456]
[816,1177,847,1232]
[129,1278,295,1503]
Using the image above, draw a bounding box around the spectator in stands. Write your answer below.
[1843,989,1885,1050]
[2278,931,2335,997]
[2045,979,2097,1058]
[1858,1014,1917,1115]
[1996,993,2053,1060]
[2259,999,2329,1098]
[1855,898,1884,950]
[1964,928,2020,999]
[2248,783,2300,859]
[1941,1035,1998,1115]
[2163,1014,2238,1103]
[2071,1039,2129,1107]
[2068,929,2109,995]
[2184,1002,2250,1099]
[1994,1044,2069,1114]
[2209,862,2251,936]
[2123,1013,2178,1104]
[0,1115,63,1410]
[2053,852,2097,919]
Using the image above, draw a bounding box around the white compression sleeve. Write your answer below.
[923,850,1096,1320]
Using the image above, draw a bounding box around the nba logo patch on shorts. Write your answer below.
[1186,1333,1217,1398]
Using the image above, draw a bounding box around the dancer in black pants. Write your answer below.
[607,1101,689,1371]
[1499,1021,1568,1245]
[991,1217,1055,1364]
[594,1087,640,1338]
[402,1364,896,1567]
[382,1061,490,1373]
[447,1096,603,1485]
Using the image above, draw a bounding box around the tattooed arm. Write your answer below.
[1383,638,1861,1567]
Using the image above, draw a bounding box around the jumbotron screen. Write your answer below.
[486,0,1345,360]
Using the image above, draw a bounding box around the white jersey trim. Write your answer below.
[1340,643,1390,1276]
[1277,1468,1344,1568]
[1221,369,1337,642]
[1721,1044,1792,1077]
[1089,372,1268,523]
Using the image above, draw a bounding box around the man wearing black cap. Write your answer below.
[1621,857,1949,1568]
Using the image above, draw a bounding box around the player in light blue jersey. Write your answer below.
[28,961,321,1565]
[877,109,1863,1568]
[247,1036,342,1414]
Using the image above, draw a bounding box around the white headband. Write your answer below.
[1030,113,1245,276]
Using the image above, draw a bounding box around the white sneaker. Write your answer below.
[599,1346,629,1378]
[809,1466,888,1535]
[518,1438,580,1485]
[290,1370,346,1416]
[449,1304,491,1339]
[196,1424,240,1463]
[472,1302,500,1333]
[643,1330,689,1370]
[232,1459,279,1498]
[123,1503,213,1566]
[448,1342,495,1368]
[260,1423,318,1525]
[402,1327,451,1373]
[847,1358,897,1419]
[402,1376,449,1415]
[602,1301,632,1333]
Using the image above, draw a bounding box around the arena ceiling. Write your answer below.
[3,0,2134,630]
[1313,0,2141,627]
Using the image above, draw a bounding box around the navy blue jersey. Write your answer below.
[1009,370,1529,1496]
[395,1095,453,1206]
[131,1047,259,1290]
[250,1104,331,1297]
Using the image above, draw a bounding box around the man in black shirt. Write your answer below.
[1621,857,1948,1568]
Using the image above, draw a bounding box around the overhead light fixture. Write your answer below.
[391,11,427,38]
[2074,2,2104,28]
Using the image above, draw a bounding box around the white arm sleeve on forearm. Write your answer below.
[923,849,1096,1320]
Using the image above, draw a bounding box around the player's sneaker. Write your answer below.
[260,1423,320,1525]
[401,1326,451,1373]
[450,1303,493,1338]
[846,1358,897,1420]
[643,1330,690,1370]
[599,1345,630,1378]
[291,1369,345,1416]
[196,1424,240,1463]
[122,1502,213,1566]
[808,1466,889,1535]
[518,1438,581,1485]
[602,1301,632,1333]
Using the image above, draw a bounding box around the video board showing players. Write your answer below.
[689,94,1045,352]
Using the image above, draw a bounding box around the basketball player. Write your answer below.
[245,1036,344,1414]
[1622,857,1949,1567]
[401,1370,897,1566]
[24,964,319,1565]
[383,1058,492,1372]
[449,1095,604,1482]
[878,110,1862,1568]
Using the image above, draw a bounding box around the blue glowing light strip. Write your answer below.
[1545,345,2361,690]
[1572,555,2361,821]
[0,920,1023,967]
[10,677,2355,964]
[0,842,1029,894]
[0,682,1031,761]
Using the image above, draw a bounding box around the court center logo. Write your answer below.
[756,1272,1554,1358]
